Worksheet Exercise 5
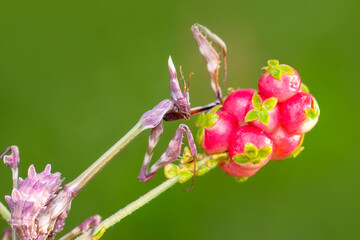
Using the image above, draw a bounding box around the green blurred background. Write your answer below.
[0,0,359,239]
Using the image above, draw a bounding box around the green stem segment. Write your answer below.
[0,201,11,223]
[75,177,178,240]
[66,122,144,192]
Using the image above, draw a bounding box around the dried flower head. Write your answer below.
[5,165,63,240]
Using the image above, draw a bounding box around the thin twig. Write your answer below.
[66,122,144,192]
[75,177,178,240]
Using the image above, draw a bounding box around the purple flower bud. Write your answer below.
[2,146,19,171]
[5,164,63,240]
[78,215,101,233]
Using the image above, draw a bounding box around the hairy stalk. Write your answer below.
[11,168,19,240]
[66,122,144,192]
[0,201,10,222]
[75,177,178,240]
[12,168,18,190]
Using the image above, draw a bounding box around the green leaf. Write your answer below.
[271,68,282,80]
[92,226,106,240]
[245,109,259,122]
[259,111,269,126]
[268,59,279,67]
[164,164,179,178]
[196,127,205,145]
[305,109,318,120]
[195,166,211,176]
[233,154,250,164]
[235,177,248,183]
[178,169,193,183]
[278,64,294,74]
[209,105,222,113]
[258,146,272,160]
[244,143,258,158]
[262,97,278,111]
[195,112,205,127]
[252,92,262,109]
[207,157,222,168]
[301,83,310,93]
[203,113,219,128]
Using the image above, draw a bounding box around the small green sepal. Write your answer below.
[263,59,294,80]
[178,169,193,183]
[164,164,179,179]
[196,166,211,176]
[258,146,272,160]
[305,109,318,120]
[207,156,221,167]
[301,83,310,93]
[259,111,269,126]
[313,98,320,116]
[235,177,248,183]
[195,112,205,127]
[233,154,250,164]
[244,143,258,159]
[262,97,277,111]
[203,113,219,128]
[92,226,106,240]
[245,109,259,123]
[209,105,222,114]
[291,135,305,158]
[196,128,205,145]
[292,146,304,158]
[277,65,294,74]
[268,59,279,67]
[247,93,276,125]
[252,92,262,109]
[251,159,261,164]
[271,68,282,80]
[209,152,229,166]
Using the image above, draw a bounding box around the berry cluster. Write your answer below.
[196,60,320,180]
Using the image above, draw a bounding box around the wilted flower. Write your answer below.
[5,165,63,240]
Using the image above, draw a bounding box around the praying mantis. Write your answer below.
[138,23,228,182]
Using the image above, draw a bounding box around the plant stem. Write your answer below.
[12,167,18,240]
[75,177,178,240]
[12,168,18,190]
[0,201,10,223]
[66,122,144,192]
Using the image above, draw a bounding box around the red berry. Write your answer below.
[222,89,256,126]
[196,110,238,154]
[281,92,320,135]
[220,161,260,177]
[270,127,304,160]
[228,126,273,170]
[258,60,301,102]
[245,92,280,133]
